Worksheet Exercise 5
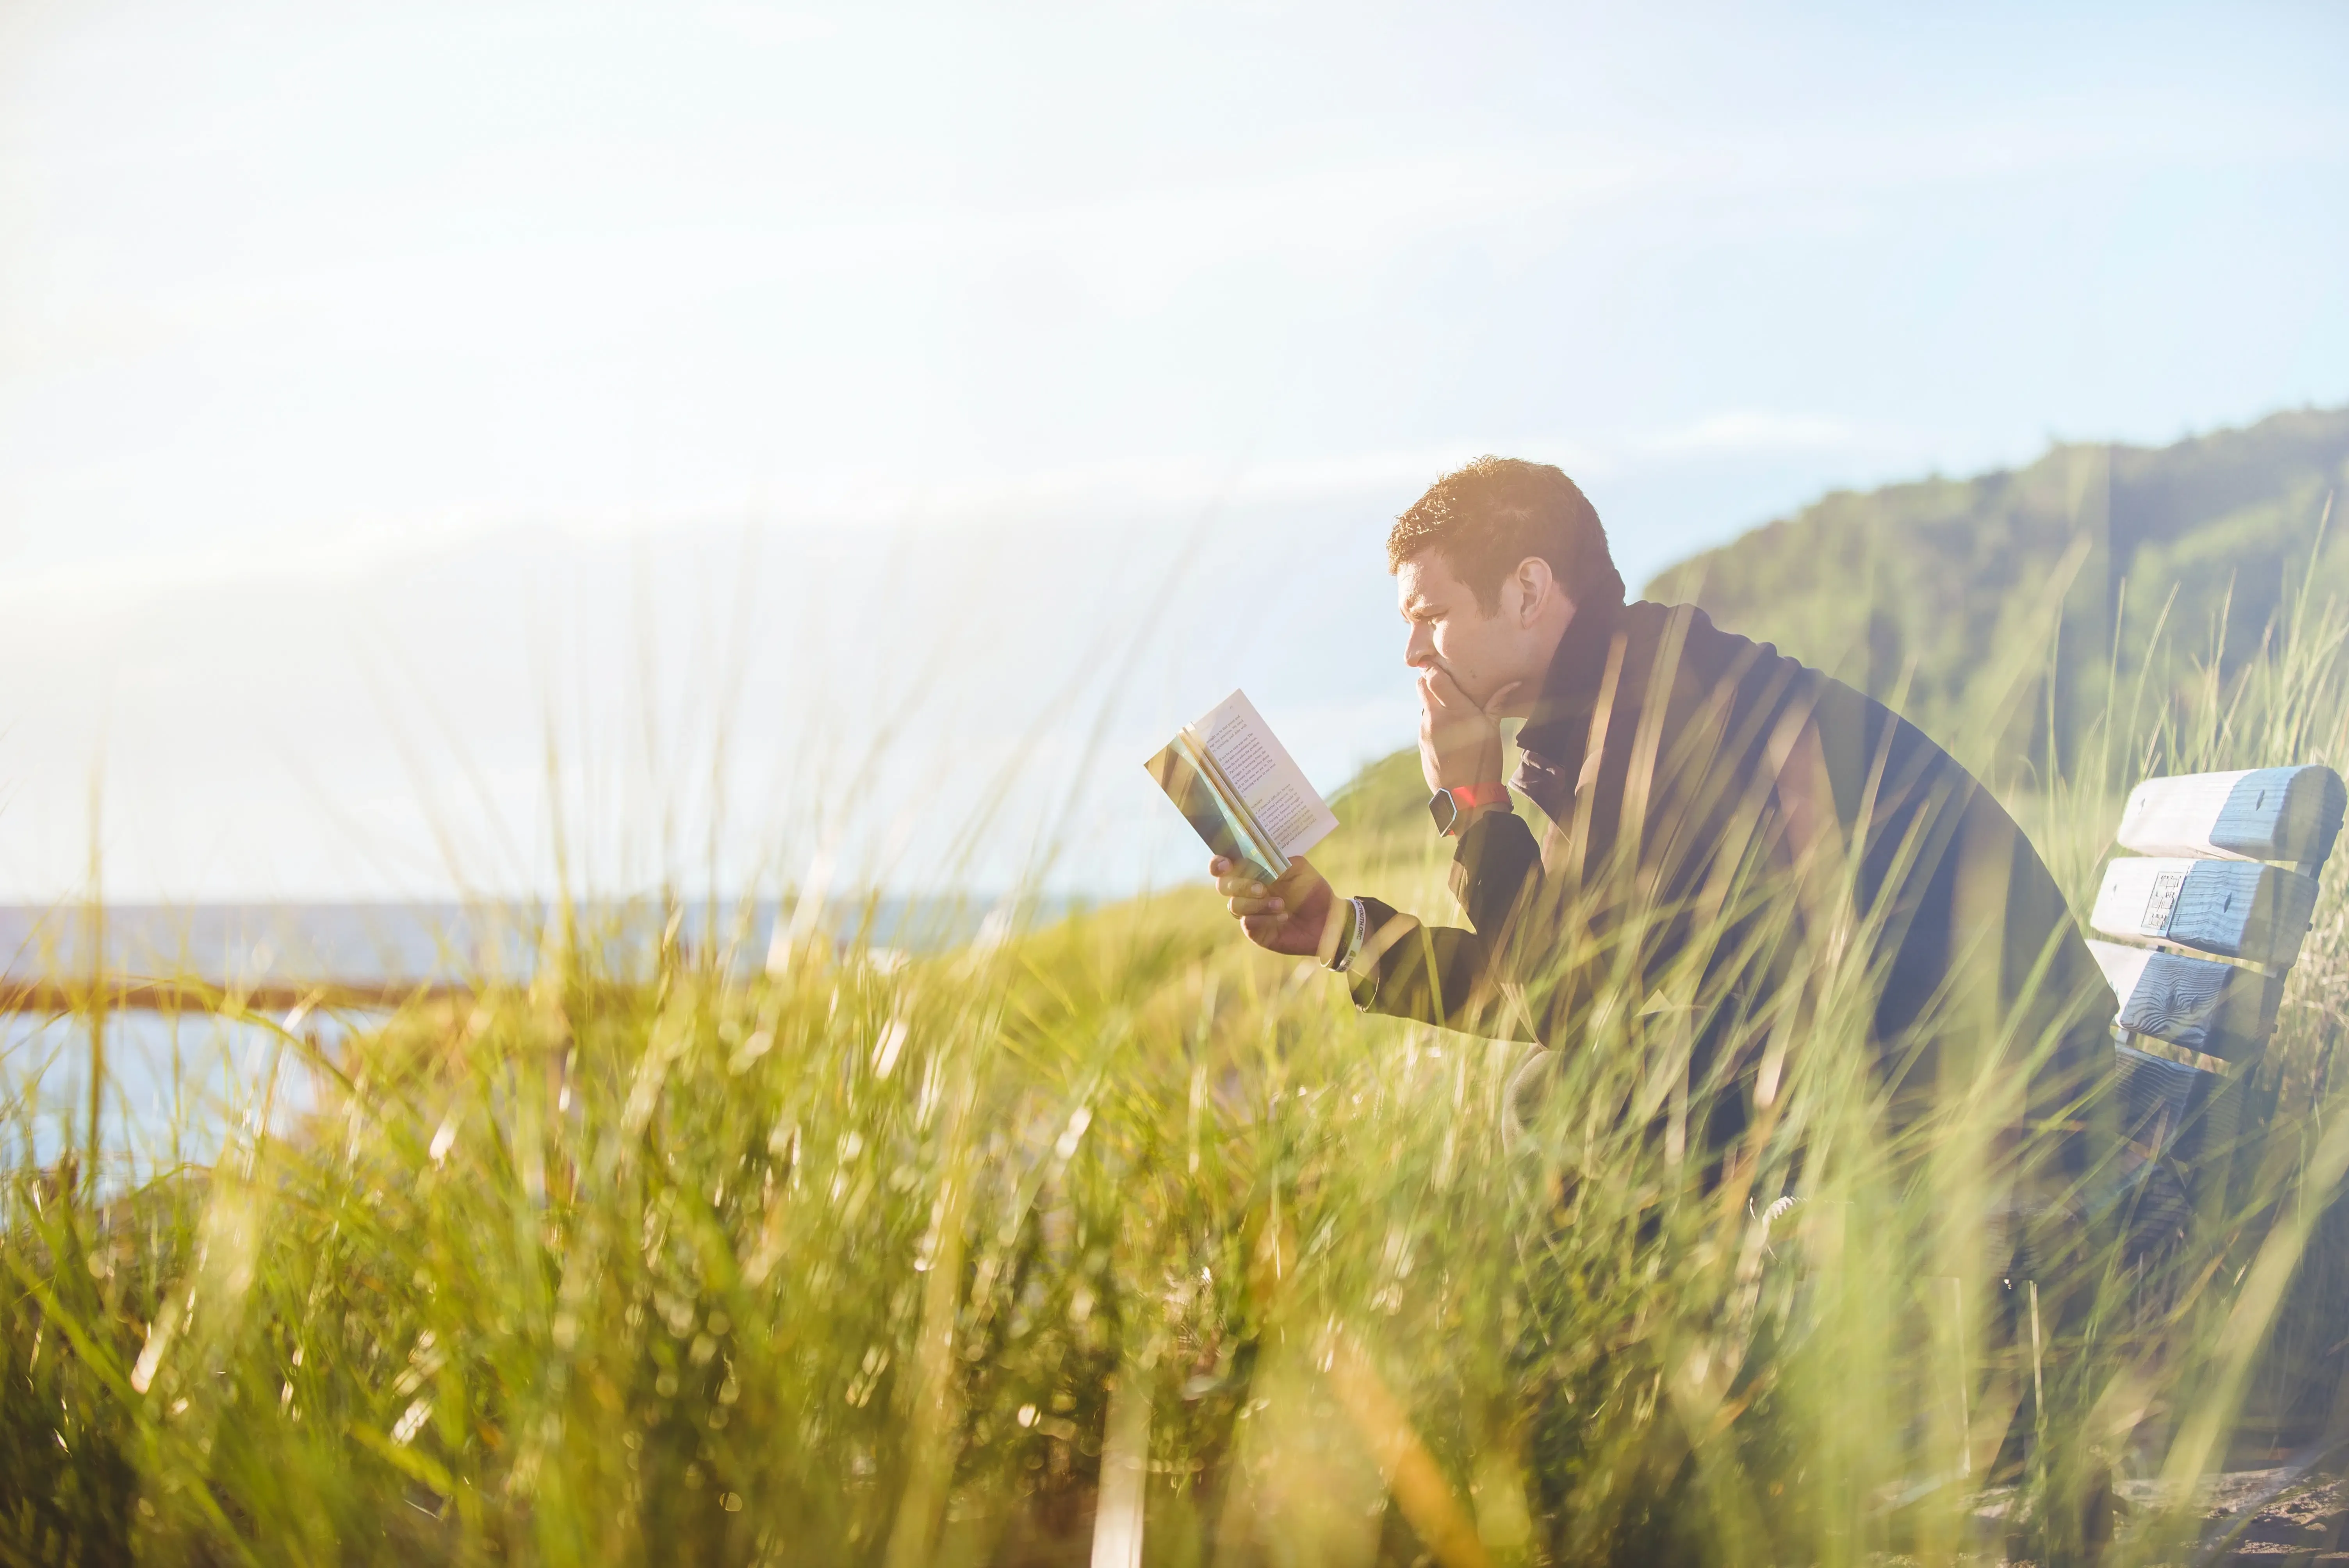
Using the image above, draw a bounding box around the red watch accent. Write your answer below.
[1447,781,1507,811]
[1431,780,1508,837]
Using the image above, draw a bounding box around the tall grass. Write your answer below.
[11,572,2349,1565]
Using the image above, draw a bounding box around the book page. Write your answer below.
[1192,690,1338,858]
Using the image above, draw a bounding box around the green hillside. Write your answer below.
[1646,405,2349,779]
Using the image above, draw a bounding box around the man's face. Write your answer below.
[1396,550,1549,711]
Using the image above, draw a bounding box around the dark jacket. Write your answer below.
[1349,597,2112,1183]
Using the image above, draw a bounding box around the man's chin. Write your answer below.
[1447,675,1511,714]
[1464,688,1538,723]
[1429,665,1485,703]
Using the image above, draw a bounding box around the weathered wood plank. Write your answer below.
[2091,857,2321,968]
[2087,937,2153,1010]
[2112,1041,2230,1166]
[2085,938,2281,1060]
[2116,765,2347,868]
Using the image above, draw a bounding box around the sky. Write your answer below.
[0,0,2343,901]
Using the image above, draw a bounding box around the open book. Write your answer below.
[1144,690,1338,882]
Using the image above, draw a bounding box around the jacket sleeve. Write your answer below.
[1346,811,1544,1039]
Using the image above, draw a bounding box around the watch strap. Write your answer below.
[1326,896,1368,973]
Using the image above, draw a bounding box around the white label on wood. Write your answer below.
[2091,856,2197,942]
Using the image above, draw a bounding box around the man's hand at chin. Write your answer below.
[1209,855,1341,960]
[1417,666,1518,795]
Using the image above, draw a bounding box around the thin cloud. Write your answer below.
[1634,412,1861,458]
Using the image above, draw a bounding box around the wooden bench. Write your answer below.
[2085,766,2346,1242]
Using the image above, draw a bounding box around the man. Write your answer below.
[1210,456,2112,1195]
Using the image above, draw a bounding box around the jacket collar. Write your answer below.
[1514,595,1629,766]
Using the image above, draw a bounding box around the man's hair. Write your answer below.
[1385,456,1625,613]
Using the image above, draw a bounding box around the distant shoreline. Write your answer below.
[0,894,1083,989]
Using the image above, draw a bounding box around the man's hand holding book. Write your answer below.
[1208,853,1346,962]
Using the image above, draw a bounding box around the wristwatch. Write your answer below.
[1428,781,1506,837]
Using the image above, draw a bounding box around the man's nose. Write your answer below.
[1404,627,1435,668]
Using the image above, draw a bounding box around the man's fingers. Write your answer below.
[1421,666,1474,711]
[1208,856,1232,877]
[1215,853,1312,935]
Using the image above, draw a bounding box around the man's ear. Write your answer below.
[1515,557,1558,627]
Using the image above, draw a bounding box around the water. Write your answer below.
[0,895,1050,987]
[0,895,1066,1187]
[2,1007,363,1185]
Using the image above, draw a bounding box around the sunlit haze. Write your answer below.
[2,1,2344,898]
